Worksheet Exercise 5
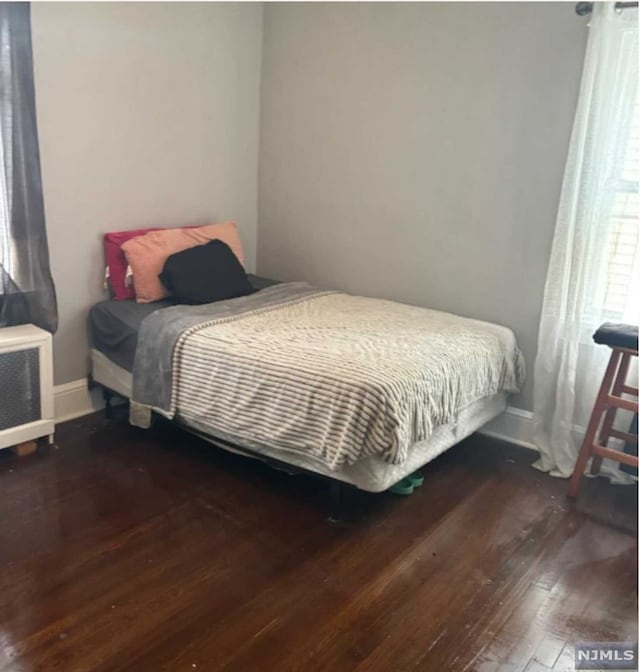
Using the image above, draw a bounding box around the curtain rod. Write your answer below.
[576,1,638,15]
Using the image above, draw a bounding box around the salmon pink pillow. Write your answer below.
[122,221,244,303]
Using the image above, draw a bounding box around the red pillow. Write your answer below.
[104,228,162,300]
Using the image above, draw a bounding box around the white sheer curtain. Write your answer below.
[533,3,639,478]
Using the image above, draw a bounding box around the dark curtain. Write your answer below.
[0,2,57,333]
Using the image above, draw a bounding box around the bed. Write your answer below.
[89,275,524,493]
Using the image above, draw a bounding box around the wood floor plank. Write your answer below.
[0,412,636,672]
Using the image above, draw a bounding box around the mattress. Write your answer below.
[89,274,278,371]
[90,348,507,492]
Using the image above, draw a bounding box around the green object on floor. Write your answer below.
[407,471,424,487]
[389,477,415,496]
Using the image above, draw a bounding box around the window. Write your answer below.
[603,94,639,322]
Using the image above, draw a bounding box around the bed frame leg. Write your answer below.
[328,481,344,523]
[103,388,114,420]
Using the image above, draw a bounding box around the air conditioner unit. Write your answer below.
[0,324,54,451]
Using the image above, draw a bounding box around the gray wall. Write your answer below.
[32,2,263,385]
[257,2,588,411]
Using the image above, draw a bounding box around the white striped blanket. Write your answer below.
[132,285,525,469]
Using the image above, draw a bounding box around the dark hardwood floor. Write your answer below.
[0,410,636,672]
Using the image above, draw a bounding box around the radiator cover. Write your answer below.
[0,324,54,450]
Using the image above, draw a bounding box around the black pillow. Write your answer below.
[159,239,256,304]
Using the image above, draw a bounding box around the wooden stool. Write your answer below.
[568,341,638,498]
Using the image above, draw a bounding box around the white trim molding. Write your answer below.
[54,378,540,455]
[54,379,104,424]
[478,406,536,451]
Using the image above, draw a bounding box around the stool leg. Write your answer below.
[568,349,622,497]
[591,352,631,475]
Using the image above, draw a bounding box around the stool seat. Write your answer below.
[593,322,638,351]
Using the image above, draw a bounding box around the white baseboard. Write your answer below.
[54,378,539,453]
[478,405,536,451]
[54,379,104,424]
